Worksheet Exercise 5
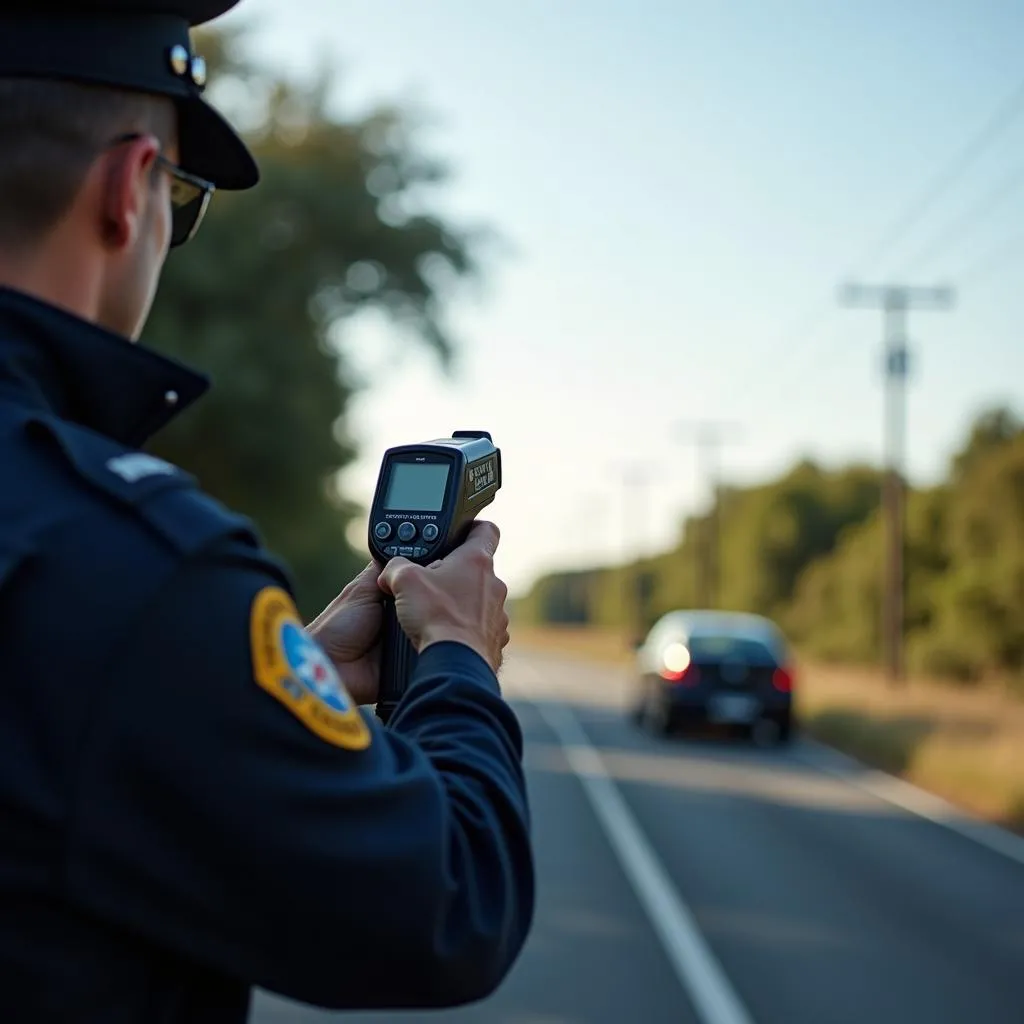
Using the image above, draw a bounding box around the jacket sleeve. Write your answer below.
[64,542,535,1011]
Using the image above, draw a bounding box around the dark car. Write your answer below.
[630,609,796,744]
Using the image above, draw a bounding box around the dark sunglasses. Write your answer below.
[107,133,215,247]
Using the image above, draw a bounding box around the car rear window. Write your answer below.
[686,635,781,666]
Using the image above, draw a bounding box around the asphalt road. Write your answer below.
[250,648,1024,1024]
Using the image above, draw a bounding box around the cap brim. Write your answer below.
[177,93,258,191]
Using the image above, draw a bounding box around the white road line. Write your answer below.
[794,739,1024,868]
[534,699,757,1024]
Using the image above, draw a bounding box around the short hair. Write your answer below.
[0,78,176,250]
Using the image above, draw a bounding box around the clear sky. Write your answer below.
[218,0,1024,596]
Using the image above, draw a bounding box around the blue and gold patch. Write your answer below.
[250,587,371,750]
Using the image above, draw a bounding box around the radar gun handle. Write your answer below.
[375,596,418,725]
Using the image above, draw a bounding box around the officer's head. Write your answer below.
[0,1,257,341]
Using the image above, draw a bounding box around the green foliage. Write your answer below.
[785,507,883,664]
[717,460,881,618]
[518,405,1024,684]
[142,28,485,618]
[921,426,1024,680]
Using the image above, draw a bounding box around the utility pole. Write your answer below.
[674,421,741,609]
[839,283,955,685]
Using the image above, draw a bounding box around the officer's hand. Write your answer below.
[307,561,385,706]
[379,521,510,673]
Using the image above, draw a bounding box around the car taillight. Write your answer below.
[772,667,794,693]
[660,664,700,685]
[659,663,700,688]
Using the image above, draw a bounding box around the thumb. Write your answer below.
[356,559,383,585]
[341,560,383,601]
[463,520,501,558]
[378,556,415,597]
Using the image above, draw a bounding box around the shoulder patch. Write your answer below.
[250,586,371,751]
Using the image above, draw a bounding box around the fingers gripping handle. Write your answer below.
[375,595,418,725]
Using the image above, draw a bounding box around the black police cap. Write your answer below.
[0,1,258,190]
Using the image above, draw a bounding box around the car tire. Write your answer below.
[641,692,673,737]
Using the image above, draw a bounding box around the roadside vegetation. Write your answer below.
[511,624,1024,834]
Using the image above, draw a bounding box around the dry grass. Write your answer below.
[512,624,636,666]
[512,623,1024,832]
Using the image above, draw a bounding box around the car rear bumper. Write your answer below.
[664,684,791,725]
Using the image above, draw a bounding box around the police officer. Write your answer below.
[0,2,534,1020]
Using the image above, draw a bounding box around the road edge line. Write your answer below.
[531,697,757,1024]
[794,738,1024,868]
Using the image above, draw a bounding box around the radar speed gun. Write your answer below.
[368,430,502,724]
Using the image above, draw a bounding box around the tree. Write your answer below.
[951,406,1021,483]
[925,422,1024,680]
[697,460,881,618]
[784,508,884,663]
[141,28,489,617]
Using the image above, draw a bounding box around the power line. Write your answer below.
[852,73,1024,274]
[899,160,1024,276]
[755,302,836,380]
[953,229,1024,288]
[746,71,1024,390]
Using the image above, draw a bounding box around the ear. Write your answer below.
[98,135,161,252]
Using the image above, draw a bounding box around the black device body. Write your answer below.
[368,430,502,724]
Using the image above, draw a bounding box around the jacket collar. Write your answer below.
[0,286,208,447]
